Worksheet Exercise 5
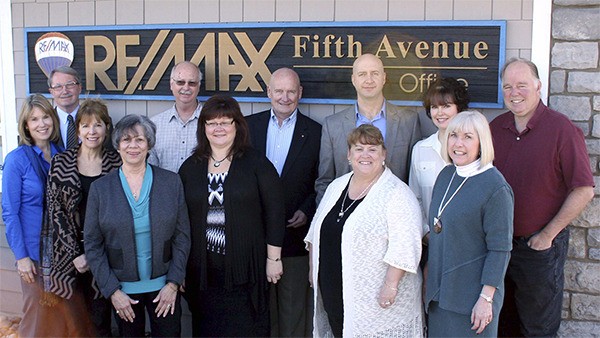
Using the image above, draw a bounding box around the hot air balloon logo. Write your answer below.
[34,32,74,78]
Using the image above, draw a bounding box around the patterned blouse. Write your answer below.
[206,172,227,254]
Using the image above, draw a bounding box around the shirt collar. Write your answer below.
[269,108,298,126]
[502,100,545,133]
[56,106,79,123]
[169,101,202,123]
[354,100,386,122]
[32,143,60,157]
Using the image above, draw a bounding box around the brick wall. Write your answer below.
[550,0,600,336]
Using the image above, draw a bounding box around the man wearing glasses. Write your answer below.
[48,66,82,149]
[149,61,203,172]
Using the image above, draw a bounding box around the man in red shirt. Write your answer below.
[490,58,594,337]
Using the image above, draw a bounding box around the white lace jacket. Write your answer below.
[305,168,424,337]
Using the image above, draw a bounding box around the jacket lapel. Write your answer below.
[385,102,401,163]
[281,114,307,178]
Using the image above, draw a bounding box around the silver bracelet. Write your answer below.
[479,293,493,303]
[384,281,398,291]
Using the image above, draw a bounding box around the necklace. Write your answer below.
[211,154,228,167]
[336,173,380,223]
[122,168,144,201]
[433,171,469,234]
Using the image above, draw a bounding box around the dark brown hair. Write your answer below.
[423,78,470,118]
[193,94,250,159]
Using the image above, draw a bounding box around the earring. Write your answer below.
[348,159,352,165]
[382,160,386,167]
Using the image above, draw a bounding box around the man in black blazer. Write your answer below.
[48,66,82,149]
[246,68,321,337]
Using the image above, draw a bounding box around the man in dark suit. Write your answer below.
[315,53,421,203]
[246,68,321,337]
[48,66,82,149]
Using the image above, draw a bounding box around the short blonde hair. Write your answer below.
[441,110,494,168]
[18,94,61,146]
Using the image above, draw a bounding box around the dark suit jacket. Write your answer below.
[84,165,191,298]
[246,110,321,257]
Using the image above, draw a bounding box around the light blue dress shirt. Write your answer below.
[355,101,387,141]
[266,109,297,176]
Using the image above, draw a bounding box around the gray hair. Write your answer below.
[48,66,81,87]
[112,114,157,150]
[500,58,539,81]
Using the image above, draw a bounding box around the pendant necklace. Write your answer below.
[337,173,379,223]
[211,154,228,167]
[433,172,469,234]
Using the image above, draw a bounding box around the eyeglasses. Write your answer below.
[50,81,80,91]
[172,78,199,87]
[205,120,235,128]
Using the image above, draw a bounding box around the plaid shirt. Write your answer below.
[148,102,202,173]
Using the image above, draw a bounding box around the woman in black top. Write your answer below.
[179,95,285,337]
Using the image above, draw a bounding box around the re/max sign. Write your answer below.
[25,21,506,107]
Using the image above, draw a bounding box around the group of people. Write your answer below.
[2,53,593,338]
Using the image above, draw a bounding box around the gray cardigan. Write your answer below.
[84,165,191,298]
[426,166,514,316]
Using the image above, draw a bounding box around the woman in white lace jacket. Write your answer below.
[305,125,424,337]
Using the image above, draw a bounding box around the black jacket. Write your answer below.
[179,148,285,307]
[246,110,321,257]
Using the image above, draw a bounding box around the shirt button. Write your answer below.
[516,137,520,141]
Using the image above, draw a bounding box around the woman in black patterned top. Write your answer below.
[40,99,121,336]
[179,94,285,337]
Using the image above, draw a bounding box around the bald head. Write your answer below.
[268,68,303,122]
[351,53,386,102]
[270,68,301,88]
[170,61,202,108]
[353,53,384,73]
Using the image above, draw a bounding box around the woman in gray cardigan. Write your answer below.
[84,114,190,337]
[425,111,513,337]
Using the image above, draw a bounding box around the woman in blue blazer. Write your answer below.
[2,94,63,337]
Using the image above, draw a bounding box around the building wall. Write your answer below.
[549,0,600,335]
[2,0,598,336]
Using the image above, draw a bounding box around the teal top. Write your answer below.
[119,164,167,294]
